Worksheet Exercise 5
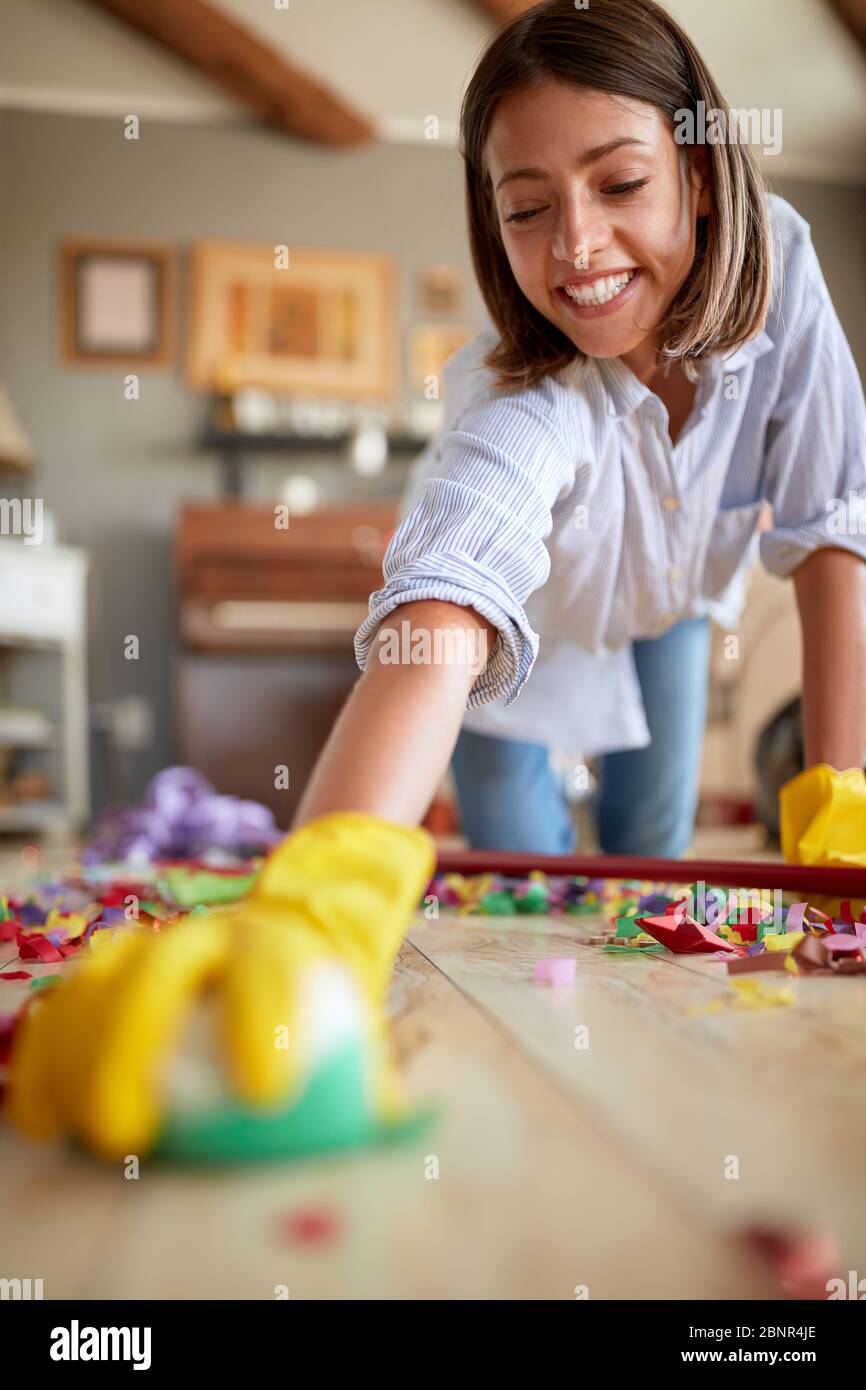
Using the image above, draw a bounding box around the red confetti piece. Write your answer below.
[97,883,150,908]
[278,1207,342,1247]
[18,935,64,963]
[636,914,738,954]
[741,1224,842,1300]
[0,970,32,981]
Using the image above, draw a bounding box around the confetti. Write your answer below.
[533,957,576,986]
[636,914,738,954]
[83,764,281,866]
[278,1207,342,1247]
[730,978,796,1009]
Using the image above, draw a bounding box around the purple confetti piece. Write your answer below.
[18,903,47,926]
[183,794,280,856]
[638,893,670,916]
[562,881,589,904]
[836,921,857,935]
[83,765,280,864]
[99,906,129,926]
[144,766,215,828]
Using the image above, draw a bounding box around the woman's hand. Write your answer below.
[779,763,866,868]
[779,763,866,918]
[6,812,435,1161]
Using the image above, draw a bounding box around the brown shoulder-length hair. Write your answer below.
[461,0,772,391]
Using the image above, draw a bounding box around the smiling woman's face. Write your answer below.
[485,79,709,376]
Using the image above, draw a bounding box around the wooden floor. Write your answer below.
[1,840,864,1299]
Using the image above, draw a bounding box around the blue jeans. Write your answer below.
[450,618,711,858]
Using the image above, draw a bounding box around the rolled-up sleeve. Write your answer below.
[355,388,579,707]
[760,278,866,577]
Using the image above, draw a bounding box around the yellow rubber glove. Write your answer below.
[779,764,866,867]
[779,764,866,919]
[6,811,435,1161]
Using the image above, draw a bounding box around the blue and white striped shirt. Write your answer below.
[355,194,866,760]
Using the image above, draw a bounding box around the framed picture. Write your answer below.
[59,239,174,365]
[408,322,475,395]
[416,264,464,317]
[186,240,396,401]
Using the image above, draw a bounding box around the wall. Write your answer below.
[0,110,486,813]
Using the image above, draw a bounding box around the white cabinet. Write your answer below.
[0,541,89,834]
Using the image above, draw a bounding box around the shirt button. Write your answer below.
[668,565,681,582]
[663,496,679,511]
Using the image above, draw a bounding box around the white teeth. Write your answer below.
[563,270,634,306]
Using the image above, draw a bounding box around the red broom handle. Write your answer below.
[435,850,866,896]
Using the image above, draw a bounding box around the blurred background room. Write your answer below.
[0,0,864,860]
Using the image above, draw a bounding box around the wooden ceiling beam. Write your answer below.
[825,0,866,59]
[85,0,375,146]
[470,0,536,25]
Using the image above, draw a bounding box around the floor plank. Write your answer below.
[407,912,866,1269]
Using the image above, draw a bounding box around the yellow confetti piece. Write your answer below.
[686,977,798,1015]
[27,911,89,940]
[448,873,496,904]
[764,931,804,953]
[685,999,726,1016]
[89,927,122,952]
[731,978,796,1008]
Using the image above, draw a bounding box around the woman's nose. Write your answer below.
[551,198,607,268]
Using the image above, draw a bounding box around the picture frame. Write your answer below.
[185,240,397,401]
[58,239,174,366]
[416,264,464,317]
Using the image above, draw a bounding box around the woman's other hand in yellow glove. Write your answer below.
[779,763,866,918]
[779,763,866,867]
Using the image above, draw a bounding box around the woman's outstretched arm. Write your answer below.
[291,599,497,830]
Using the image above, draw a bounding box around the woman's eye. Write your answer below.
[602,178,649,197]
[504,207,545,224]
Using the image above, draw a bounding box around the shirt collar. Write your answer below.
[719,329,775,372]
[585,329,776,421]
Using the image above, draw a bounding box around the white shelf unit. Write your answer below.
[0,541,89,837]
